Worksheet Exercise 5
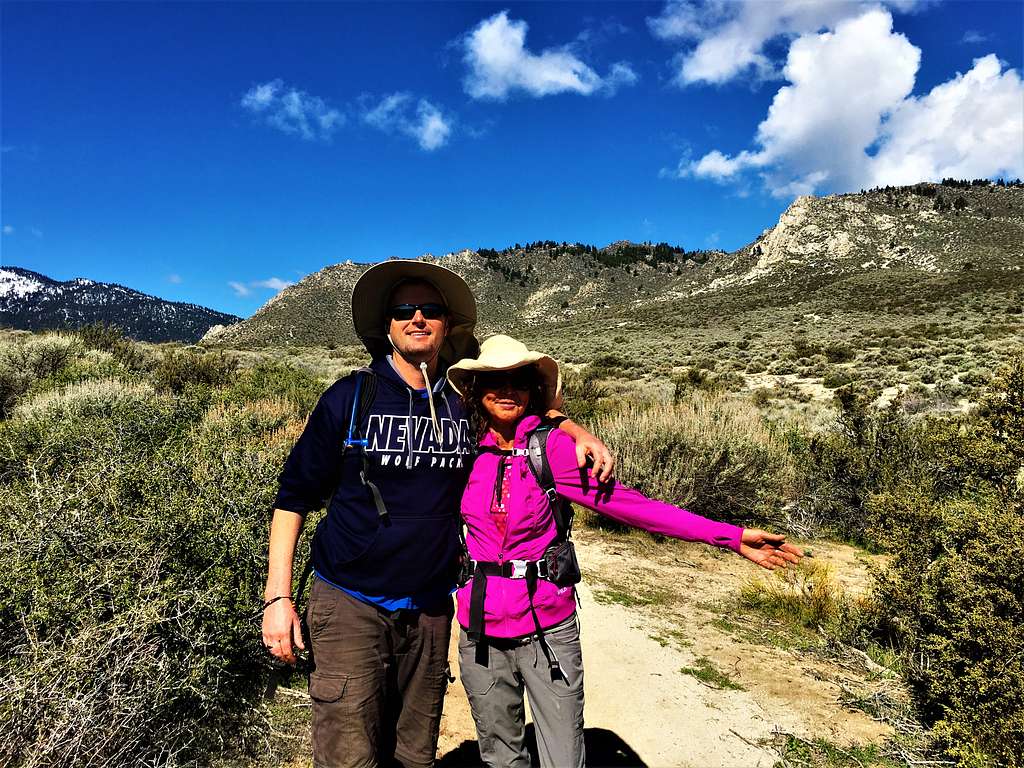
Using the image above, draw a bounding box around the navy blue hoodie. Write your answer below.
[274,356,474,598]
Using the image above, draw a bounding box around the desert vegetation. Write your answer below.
[0,322,1021,767]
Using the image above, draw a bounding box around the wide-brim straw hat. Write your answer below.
[447,335,562,410]
[351,259,478,361]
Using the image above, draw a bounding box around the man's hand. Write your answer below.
[738,529,804,570]
[262,598,305,665]
[574,431,615,483]
[551,417,615,482]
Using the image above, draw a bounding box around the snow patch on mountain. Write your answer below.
[0,269,45,299]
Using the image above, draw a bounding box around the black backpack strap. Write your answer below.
[344,368,390,527]
[525,427,574,541]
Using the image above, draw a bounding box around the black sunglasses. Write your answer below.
[476,369,535,391]
[388,303,448,321]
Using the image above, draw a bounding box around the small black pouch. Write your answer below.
[544,539,582,587]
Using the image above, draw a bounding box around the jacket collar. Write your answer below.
[478,414,542,449]
[371,354,452,393]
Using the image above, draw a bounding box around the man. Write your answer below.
[262,260,612,768]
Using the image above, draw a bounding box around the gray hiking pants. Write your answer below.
[458,615,585,768]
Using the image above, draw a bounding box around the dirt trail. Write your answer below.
[438,532,890,767]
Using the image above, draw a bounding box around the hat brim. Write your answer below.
[351,260,478,361]
[447,351,562,412]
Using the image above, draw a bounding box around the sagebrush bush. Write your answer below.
[218,359,324,415]
[0,370,309,766]
[153,348,239,394]
[0,334,90,417]
[593,393,794,525]
[561,368,612,424]
[74,322,151,371]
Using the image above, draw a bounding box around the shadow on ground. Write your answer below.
[438,725,647,767]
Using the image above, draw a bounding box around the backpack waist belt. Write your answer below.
[466,558,552,581]
[466,558,564,682]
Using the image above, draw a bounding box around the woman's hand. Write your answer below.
[738,529,804,570]
[262,598,305,665]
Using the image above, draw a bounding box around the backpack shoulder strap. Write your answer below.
[526,426,556,493]
[343,367,389,526]
[344,367,378,447]
[526,426,573,540]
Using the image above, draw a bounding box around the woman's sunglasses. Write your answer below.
[388,303,448,321]
[476,369,535,391]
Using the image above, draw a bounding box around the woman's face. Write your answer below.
[477,368,534,429]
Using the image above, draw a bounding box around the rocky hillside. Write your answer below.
[203,182,1022,350]
[0,267,239,343]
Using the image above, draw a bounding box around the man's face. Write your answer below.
[387,282,449,363]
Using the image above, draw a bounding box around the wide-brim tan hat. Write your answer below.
[447,335,562,410]
[352,259,478,361]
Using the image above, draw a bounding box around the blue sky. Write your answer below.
[2,1,1022,317]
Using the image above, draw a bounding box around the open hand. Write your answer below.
[262,599,305,665]
[739,529,804,570]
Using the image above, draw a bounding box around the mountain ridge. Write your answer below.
[0,267,240,343]
[202,182,1023,349]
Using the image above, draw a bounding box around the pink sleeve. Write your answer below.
[545,429,744,553]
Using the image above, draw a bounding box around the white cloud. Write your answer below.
[867,54,1024,187]
[462,11,639,100]
[253,277,294,291]
[230,277,293,297]
[960,30,989,45]
[682,10,1024,196]
[647,0,925,86]
[362,93,453,151]
[167,273,182,284]
[2,225,12,235]
[241,79,344,142]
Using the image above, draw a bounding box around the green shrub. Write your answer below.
[561,369,611,425]
[593,393,794,525]
[74,322,150,371]
[824,342,856,363]
[0,366,30,419]
[838,359,1024,766]
[0,377,304,766]
[790,389,927,543]
[671,367,743,399]
[218,359,325,416]
[153,348,239,394]
[868,490,1024,768]
[822,368,858,389]
[0,334,90,418]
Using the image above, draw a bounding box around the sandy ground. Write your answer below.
[437,532,891,768]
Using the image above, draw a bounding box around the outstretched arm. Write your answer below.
[545,429,801,570]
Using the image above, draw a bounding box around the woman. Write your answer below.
[446,335,803,768]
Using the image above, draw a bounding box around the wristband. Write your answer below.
[262,595,292,611]
[545,415,569,428]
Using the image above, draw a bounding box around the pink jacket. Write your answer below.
[456,415,745,638]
